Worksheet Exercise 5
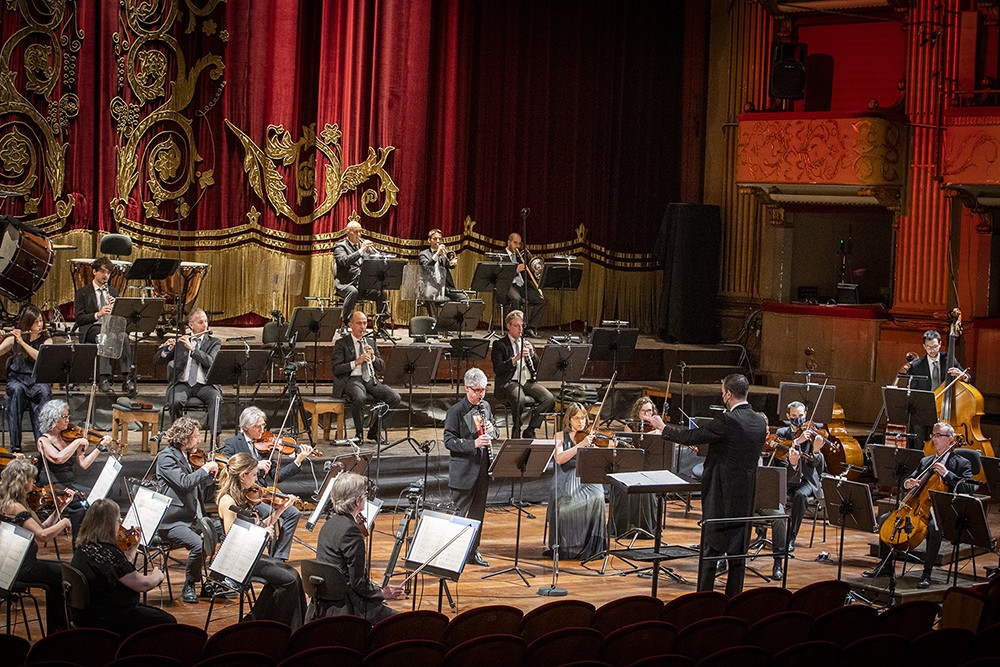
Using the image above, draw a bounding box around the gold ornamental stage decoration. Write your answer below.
[225,119,399,224]
[0,0,83,228]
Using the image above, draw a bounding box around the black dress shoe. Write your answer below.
[917,574,932,589]
[716,560,728,575]
[98,377,113,394]
[466,552,490,567]
[182,583,198,603]
[787,537,796,553]
[122,377,137,398]
[863,567,887,578]
[771,563,784,581]
[521,430,536,440]
[201,582,237,599]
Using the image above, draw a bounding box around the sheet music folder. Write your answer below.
[209,518,269,589]
[607,469,697,495]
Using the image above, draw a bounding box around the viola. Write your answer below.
[26,485,83,512]
[187,448,228,468]
[117,525,140,552]
[60,424,118,453]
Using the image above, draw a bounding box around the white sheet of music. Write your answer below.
[122,485,172,547]
[364,497,383,533]
[0,521,33,591]
[211,518,268,584]
[87,456,123,505]
[406,510,478,575]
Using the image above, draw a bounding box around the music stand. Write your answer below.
[448,338,490,390]
[820,475,875,582]
[435,300,485,339]
[589,327,638,374]
[287,307,340,395]
[930,490,994,586]
[981,456,1000,503]
[748,465,789,583]
[483,439,553,586]
[777,382,836,424]
[540,259,583,290]
[33,343,99,401]
[869,445,924,499]
[358,257,405,342]
[469,262,517,337]
[882,386,937,445]
[535,343,591,428]
[382,345,442,453]
[577,447,646,572]
[206,349,271,415]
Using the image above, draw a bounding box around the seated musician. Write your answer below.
[333,218,387,330]
[547,402,609,561]
[503,232,546,338]
[1,304,52,452]
[0,458,72,633]
[331,310,401,443]
[219,406,314,561]
[491,309,555,439]
[867,421,975,589]
[419,228,465,318]
[607,397,661,538]
[215,453,306,628]
[36,398,112,536]
[73,257,136,397]
[154,417,219,604]
[316,471,402,622]
[69,498,175,636]
[155,308,222,423]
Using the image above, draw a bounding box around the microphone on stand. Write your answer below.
[520,207,530,218]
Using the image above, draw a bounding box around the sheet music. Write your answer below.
[211,518,268,585]
[0,522,33,591]
[364,497,383,533]
[121,485,172,547]
[87,456,123,505]
[405,510,478,574]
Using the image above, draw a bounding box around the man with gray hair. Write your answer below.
[444,367,497,567]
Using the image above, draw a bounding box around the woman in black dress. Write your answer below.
[0,305,52,452]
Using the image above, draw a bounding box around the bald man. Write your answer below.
[503,233,546,337]
[333,220,387,328]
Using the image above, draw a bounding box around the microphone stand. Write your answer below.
[538,437,567,597]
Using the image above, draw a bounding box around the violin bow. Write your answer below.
[663,369,672,419]
[933,367,971,399]
[589,371,618,438]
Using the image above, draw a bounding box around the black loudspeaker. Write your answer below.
[656,203,721,344]
[770,42,807,100]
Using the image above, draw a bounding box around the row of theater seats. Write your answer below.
[3,578,1000,667]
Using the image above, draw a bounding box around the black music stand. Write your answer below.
[930,490,994,586]
[589,327,638,375]
[535,343,591,428]
[483,439,553,586]
[382,345,442,454]
[540,260,583,290]
[820,475,875,582]
[748,465,789,583]
[358,257,405,343]
[435,300,484,339]
[577,447,646,573]
[883,386,938,447]
[981,455,1000,503]
[869,445,924,499]
[470,262,517,338]
[448,338,490,392]
[206,349,271,415]
[33,343,99,402]
[776,382,836,424]
[287,307,340,395]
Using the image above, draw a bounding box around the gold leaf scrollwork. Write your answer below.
[226,119,399,224]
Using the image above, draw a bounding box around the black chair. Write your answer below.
[300,560,350,620]
[26,627,120,667]
[100,233,133,257]
[3,583,45,640]
[59,563,88,629]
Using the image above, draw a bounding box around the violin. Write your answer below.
[253,431,323,458]
[245,484,303,509]
[0,447,38,468]
[117,525,140,552]
[573,429,633,448]
[762,433,817,462]
[26,485,83,512]
[356,512,369,538]
[60,424,117,453]
[187,449,228,468]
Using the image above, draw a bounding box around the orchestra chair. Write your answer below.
[840,634,909,667]
[672,616,747,663]
[589,595,664,636]
[2,582,45,640]
[59,563,89,629]
[696,644,771,667]
[658,590,727,631]
[100,233,133,257]
[408,316,436,342]
[523,627,604,667]
[366,609,449,652]
[440,634,527,667]
[142,532,180,603]
[518,599,596,644]
[806,604,879,647]
[786,579,849,617]
[442,604,523,650]
[277,645,363,667]
[285,614,370,657]
[298,397,346,443]
[201,619,290,661]
[299,559,350,621]
[0,631,30,667]
[597,620,677,667]
[873,599,940,639]
[362,639,446,667]
[26,626,119,667]
[807,494,828,547]
[115,623,208,667]
[723,587,792,625]
[771,640,841,667]
[744,610,814,656]
[159,362,212,431]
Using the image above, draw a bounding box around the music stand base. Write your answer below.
[537,585,567,597]
[383,436,421,455]
[483,565,534,587]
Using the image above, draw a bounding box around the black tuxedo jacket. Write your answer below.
[333,239,363,288]
[74,283,120,341]
[491,336,537,388]
[774,425,826,492]
[155,333,221,392]
[444,396,496,490]
[906,353,965,392]
[418,248,457,291]
[316,512,386,621]
[910,449,975,495]
[331,334,385,398]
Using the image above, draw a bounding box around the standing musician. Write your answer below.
[661,374,765,597]
[504,233,546,338]
[1,304,52,452]
[154,417,219,604]
[0,458,72,633]
[418,228,464,318]
[219,406,314,561]
[491,309,555,440]
[155,308,222,423]
[331,310,401,443]
[548,402,610,561]
[444,367,497,567]
[215,453,307,628]
[36,398,112,536]
[901,330,970,444]
[73,257,135,397]
[333,219,387,329]
[608,397,663,538]
[316,471,403,621]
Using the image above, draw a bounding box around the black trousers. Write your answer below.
[450,456,490,555]
[341,377,401,439]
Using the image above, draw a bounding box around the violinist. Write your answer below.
[316,471,403,622]
[419,228,464,318]
[1,304,52,452]
[154,417,219,603]
[36,399,112,535]
[546,402,609,561]
[0,459,72,633]
[215,453,306,628]
[607,397,661,539]
[503,233,546,338]
[491,309,555,440]
[69,498,174,636]
[73,257,136,397]
[770,401,826,557]
[219,406,313,561]
[155,308,221,422]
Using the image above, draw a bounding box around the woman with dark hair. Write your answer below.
[0,458,72,633]
[215,452,307,629]
[0,304,52,451]
[69,498,174,636]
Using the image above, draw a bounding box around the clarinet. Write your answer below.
[522,340,538,382]
[474,404,496,466]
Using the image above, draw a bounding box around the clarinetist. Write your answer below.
[490,309,554,440]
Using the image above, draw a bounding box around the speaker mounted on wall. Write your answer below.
[770,42,808,101]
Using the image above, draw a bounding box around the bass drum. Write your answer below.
[0,224,54,302]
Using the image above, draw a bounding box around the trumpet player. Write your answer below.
[504,233,546,338]
[332,310,401,444]
[73,257,136,396]
[155,308,221,422]
[333,219,387,332]
[419,229,465,318]
[491,309,554,440]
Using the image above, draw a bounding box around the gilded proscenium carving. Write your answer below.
[736,116,905,186]
[225,120,398,223]
[0,0,83,226]
[109,0,226,229]
[942,121,1000,184]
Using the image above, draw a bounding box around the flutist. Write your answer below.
[155,308,222,423]
[418,228,465,318]
[333,219,387,332]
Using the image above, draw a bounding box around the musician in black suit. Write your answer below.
[333,219,387,328]
[219,406,314,561]
[444,367,496,567]
[502,233,546,337]
[154,417,219,604]
[73,257,135,396]
[661,374,766,597]
[155,308,222,422]
[418,229,464,318]
[491,309,554,439]
[903,330,970,392]
[331,310,401,443]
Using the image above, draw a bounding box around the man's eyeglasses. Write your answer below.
[931,432,950,438]
[466,386,487,394]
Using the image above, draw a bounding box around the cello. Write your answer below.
[879,438,961,550]
[923,309,994,462]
